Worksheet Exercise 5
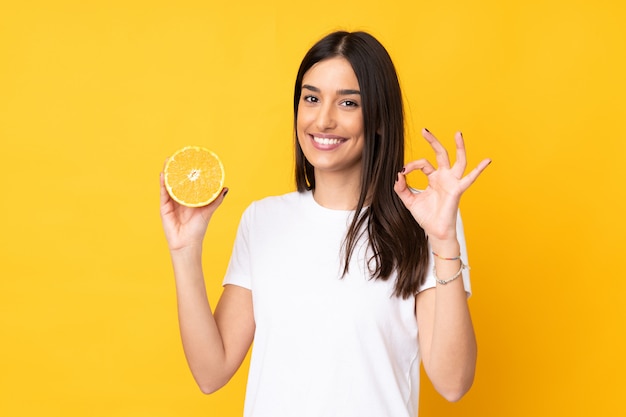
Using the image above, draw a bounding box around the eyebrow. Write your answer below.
[302,84,361,95]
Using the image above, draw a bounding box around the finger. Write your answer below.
[204,187,229,209]
[213,187,229,205]
[394,172,413,203]
[159,172,171,207]
[452,131,468,176]
[394,170,407,191]
[201,187,230,219]
[422,128,450,169]
[160,157,175,207]
[459,158,492,190]
[402,158,437,176]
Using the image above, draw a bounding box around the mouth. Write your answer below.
[310,134,347,149]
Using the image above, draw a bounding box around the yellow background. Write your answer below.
[1,0,625,416]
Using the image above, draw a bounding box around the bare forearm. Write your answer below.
[421,240,477,401]
[428,280,476,400]
[170,246,229,392]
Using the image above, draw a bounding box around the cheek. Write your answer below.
[296,110,315,139]
[296,107,312,125]
[347,114,365,136]
[295,116,307,146]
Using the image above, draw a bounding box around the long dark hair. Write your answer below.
[293,31,429,298]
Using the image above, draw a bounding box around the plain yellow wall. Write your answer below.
[1,0,625,416]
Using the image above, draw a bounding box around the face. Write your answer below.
[296,57,365,181]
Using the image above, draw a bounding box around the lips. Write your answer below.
[310,134,347,150]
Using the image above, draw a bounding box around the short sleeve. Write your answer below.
[417,210,472,296]
[223,203,254,290]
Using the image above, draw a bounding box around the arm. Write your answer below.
[415,241,476,402]
[160,173,255,394]
[394,129,490,401]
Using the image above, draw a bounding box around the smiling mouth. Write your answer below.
[312,136,346,145]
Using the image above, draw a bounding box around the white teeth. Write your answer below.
[313,136,342,145]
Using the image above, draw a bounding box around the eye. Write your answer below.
[303,95,319,103]
[341,100,359,107]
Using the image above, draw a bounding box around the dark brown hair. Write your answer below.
[293,31,429,298]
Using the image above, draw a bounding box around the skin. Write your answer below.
[159,56,490,399]
[296,58,365,209]
[395,130,491,401]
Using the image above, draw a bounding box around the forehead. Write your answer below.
[302,57,359,89]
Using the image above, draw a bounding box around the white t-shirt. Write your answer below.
[224,190,470,417]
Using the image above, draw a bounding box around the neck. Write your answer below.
[311,170,362,210]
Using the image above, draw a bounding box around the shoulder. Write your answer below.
[241,190,309,222]
[236,191,314,241]
[248,190,305,212]
[254,190,302,206]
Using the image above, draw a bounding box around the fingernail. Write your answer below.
[401,167,406,173]
[424,128,430,133]
[223,188,229,197]
[460,131,463,138]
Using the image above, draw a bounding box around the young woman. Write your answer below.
[160,31,490,417]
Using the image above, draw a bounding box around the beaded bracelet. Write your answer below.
[434,260,470,285]
[432,251,461,261]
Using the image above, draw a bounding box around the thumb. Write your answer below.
[393,172,413,206]
[203,187,229,215]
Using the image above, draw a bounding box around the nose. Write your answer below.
[315,102,336,130]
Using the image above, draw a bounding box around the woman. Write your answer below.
[160,31,490,417]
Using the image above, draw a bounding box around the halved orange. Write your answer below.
[164,146,225,207]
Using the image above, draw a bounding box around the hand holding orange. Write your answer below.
[164,146,225,207]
